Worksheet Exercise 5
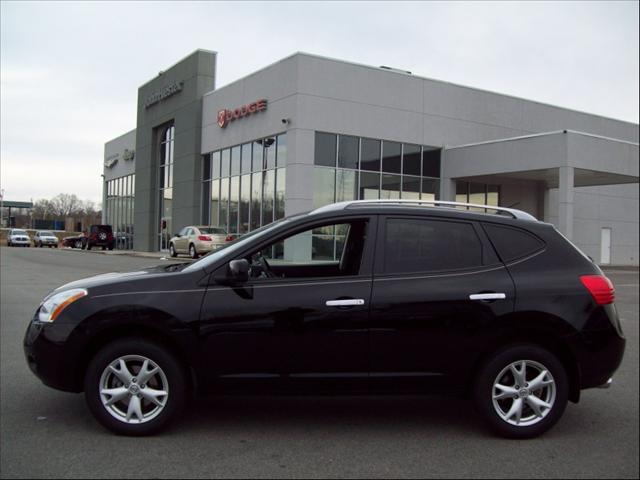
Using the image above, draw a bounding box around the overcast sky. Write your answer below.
[1,1,638,204]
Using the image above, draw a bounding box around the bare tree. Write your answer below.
[32,199,55,219]
[49,194,83,217]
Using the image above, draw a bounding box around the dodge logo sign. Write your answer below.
[217,109,228,128]
[217,99,267,128]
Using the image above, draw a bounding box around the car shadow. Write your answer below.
[171,394,488,437]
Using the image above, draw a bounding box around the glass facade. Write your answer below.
[105,174,135,250]
[456,181,501,212]
[158,124,175,250]
[202,133,286,238]
[313,132,442,209]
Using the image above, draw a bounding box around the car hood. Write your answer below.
[50,264,186,295]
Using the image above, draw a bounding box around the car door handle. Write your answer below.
[469,293,506,301]
[326,299,365,307]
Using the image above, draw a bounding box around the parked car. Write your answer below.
[7,229,31,247]
[33,230,59,248]
[86,225,115,251]
[169,226,234,259]
[62,232,87,249]
[23,200,625,437]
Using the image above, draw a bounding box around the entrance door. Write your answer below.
[601,228,611,265]
[159,216,172,251]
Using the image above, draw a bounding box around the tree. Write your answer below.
[49,194,83,217]
[32,199,55,219]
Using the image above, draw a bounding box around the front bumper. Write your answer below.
[23,318,82,392]
[10,239,30,245]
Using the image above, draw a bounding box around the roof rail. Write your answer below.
[331,199,537,221]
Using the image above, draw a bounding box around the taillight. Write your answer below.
[225,235,235,242]
[198,235,212,241]
[580,275,615,305]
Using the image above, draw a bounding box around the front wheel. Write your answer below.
[474,344,568,439]
[84,338,187,436]
[189,244,198,259]
[169,243,177,258]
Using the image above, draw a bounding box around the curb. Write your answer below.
[57,247,192,262]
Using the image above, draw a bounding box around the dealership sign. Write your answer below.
[217,99,267,128]
[144,81,184,109]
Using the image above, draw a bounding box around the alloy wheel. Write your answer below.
[98,355,169,424]
[492,359,556,427]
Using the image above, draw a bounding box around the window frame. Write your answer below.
[220,214,378,284]
[374,214,501,277]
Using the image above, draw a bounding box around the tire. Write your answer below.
[102,246,106,251]
[189,244,198,259]
[84,338,187,436]
[169,243,177,258]
[473,344,568,439]
[87,242,92,251]
[74,240,82,249]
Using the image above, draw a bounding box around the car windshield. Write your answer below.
[199,227,226,235]
[40,231,54,236]
[12,230,27,235]
[183,215,306,273]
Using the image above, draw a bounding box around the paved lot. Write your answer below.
[1,246,638,478]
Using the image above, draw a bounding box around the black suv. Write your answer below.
[23,200,624,437]
[86,224,115,251]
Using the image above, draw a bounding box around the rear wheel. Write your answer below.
[84,338,187,436]
[474,344,568,439]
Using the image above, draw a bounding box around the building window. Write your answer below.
[314,132,337,167]
[338,135,359,170]
[456,181,500,209]
[313,131,442,209]
[158,124,174,250]
[202,133,287,235]
[105,173,135,250]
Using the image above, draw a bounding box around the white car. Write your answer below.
[33,230,59,248]
[7,229,31,247]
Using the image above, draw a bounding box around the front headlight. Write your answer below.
[38,288,88,323]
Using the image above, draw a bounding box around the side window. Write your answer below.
[483,224,545,262]
[246,220,369,280]
[384,218,483,274]
[178,227,188,236]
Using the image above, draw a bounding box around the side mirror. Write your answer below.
[228,259,249,284]
[175,233,181,238]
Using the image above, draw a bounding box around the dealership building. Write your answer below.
[103,49,639,265]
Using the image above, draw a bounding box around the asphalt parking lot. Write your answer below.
[1,246,638,479]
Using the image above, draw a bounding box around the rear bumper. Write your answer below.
[573,306,626,390]
[196,242,225,253]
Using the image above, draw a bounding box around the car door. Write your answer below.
[198,215,376,393]
[176,227,189,252]
[369,215,515,394]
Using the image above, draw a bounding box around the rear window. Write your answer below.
[199,227,226,235]
[384,218,483,274]
[483,224,545,262]
[91,225,112,234]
